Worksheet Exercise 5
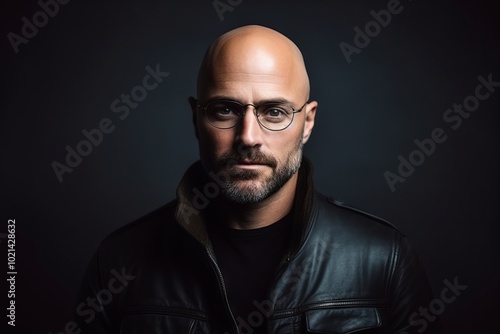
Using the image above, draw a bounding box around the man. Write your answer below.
[76,25,440,333]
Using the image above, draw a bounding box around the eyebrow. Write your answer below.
[206,96,295,107]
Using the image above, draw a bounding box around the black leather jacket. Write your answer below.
[76,159,440,333]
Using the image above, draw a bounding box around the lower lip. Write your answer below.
[234,164,267,169]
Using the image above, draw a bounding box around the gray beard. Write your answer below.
[220,139,303,204]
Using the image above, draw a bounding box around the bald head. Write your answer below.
[196,25,310,102]
[190,26,318,209]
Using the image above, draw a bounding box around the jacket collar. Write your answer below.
[174,157,317,257]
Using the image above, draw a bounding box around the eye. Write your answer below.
[206,101,241,120]
[261,105,290,122]
[215,107,233,115]
[267,108,283,117]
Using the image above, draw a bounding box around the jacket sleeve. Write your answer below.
[386,234,442,334]
[73,247,115,334]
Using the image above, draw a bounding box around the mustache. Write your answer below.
[217,149,278,169]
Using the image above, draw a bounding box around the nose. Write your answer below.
[236,105,263,147]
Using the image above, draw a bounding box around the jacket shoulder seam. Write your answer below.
[325,196,403,234]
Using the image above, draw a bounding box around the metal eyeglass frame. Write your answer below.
[196,99,308,131]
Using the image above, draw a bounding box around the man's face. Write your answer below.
[211,127,304,205]
[191,36,316,204]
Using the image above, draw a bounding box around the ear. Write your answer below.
[302,100,317,144]
[188,96,199,140]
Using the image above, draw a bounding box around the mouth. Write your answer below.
[233,160,269,169]
[218,153,277,171]
[237,159,267,166]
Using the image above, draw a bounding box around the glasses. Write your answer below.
[197,99,308,131]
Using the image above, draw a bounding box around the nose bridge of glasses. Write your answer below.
[201,100,298,131]
[240,103,259,116]
[239,103,262,128]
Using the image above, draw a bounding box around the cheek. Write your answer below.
[198,125,234,158]
[274,129,303,160]
[283,139,300,155]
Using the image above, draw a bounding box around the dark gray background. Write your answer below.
[2,0,499,332]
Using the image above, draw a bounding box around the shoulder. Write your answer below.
[316,192,400,230]
[98,200,180,254]
[309,192,406,250]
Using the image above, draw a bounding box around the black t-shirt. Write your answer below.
[207,211,292,333]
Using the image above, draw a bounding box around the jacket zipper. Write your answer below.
[206,248,239,334]
[271,299,389,319]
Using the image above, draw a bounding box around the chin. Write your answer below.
[223,175,287,204]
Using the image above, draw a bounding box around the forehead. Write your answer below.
[198,31,309,102]
[207,77,296,104]
[201,50,302,103]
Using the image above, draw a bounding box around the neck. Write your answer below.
[215,173,298,230]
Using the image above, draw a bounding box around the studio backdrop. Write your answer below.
[2,0,499,333]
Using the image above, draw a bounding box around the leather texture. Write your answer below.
[75,159,440,333]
